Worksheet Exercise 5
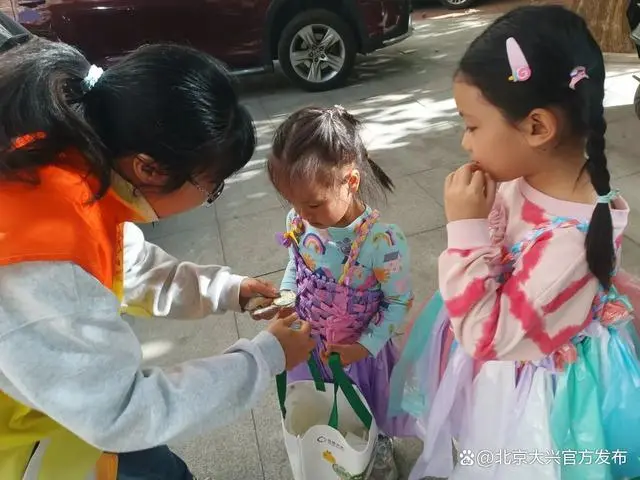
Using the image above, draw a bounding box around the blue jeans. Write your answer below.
[117,446,194,480]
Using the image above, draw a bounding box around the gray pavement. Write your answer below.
[130,13,640,480]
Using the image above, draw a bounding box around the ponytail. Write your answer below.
[0,35,110,195]
[331,104,358,126]
[366,154,394,192]
[576,74,615,289]
[331,105,395,193]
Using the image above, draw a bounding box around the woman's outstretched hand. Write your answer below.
[267,312,315,370]
[239,278,278,311]
[444,163,496,222]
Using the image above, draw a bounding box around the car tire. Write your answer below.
[438,0,477,10]
[278,9,357,92]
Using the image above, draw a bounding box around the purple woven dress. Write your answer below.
[281,211,415,437]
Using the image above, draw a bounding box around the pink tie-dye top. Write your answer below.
[439,178,630,362]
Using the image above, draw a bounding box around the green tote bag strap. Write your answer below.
[327,353,373,431]
[277,354,325,418]
[277,353,373,432]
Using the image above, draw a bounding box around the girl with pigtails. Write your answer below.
[389,6,640,480]
[264,105,418,475]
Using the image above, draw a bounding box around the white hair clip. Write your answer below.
[83,64,104,91]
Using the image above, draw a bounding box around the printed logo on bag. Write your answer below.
[332,464,365,480]
[317,436,345,451]
[322,451,365,480]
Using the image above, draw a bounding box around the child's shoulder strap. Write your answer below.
[504,216,588,264]
[338,209,380,285]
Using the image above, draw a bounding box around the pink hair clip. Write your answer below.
[569,66,589,90]
[506,37,531,83]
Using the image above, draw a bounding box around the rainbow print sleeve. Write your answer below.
[358,223,413,356]
[439,219,600,361]
[280,209,298,292]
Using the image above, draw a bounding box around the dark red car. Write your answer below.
[17,0,413,91]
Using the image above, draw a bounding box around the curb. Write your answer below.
[603,52,640,65]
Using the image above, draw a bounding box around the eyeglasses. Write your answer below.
[192,179,225,208]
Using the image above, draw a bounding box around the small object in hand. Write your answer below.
[244,296,273,312]
[251,304,280,319]
[273,290,296,307]
[245,296,279,319]
[245,291,297,320]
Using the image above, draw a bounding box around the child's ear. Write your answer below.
[132,154,169,187]
[348,169,361,193]
[519,108,560,149]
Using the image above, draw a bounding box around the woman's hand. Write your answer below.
[239,278,278,311]
[322,343,370,366]
[444,163,497,222]
[267,312,315,370]
[242,284,296,321]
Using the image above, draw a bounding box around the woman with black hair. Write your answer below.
[0,21,314,480]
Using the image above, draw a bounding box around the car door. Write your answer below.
[200,0,266,69]
[45,0,264,69]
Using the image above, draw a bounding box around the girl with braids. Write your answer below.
[265,106,416,467]
[389,6,640,480]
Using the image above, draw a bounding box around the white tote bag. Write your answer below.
[277,354,379,480]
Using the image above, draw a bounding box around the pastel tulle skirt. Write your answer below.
[389,273,640,480]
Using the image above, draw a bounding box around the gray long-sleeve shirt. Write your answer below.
[0,222,285,452]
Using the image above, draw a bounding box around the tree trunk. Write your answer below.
[570,0,634,53]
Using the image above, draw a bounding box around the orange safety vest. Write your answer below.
[0,151,153,480]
